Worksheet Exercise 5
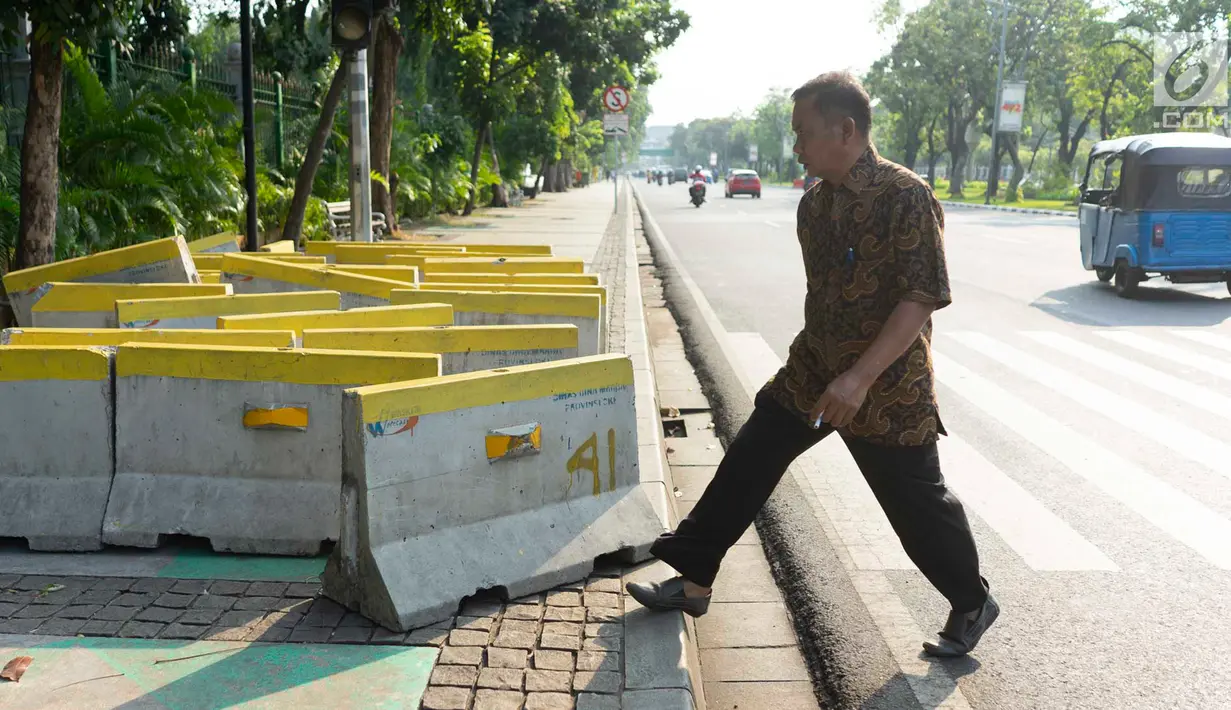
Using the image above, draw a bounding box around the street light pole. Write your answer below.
[347,49,373,242]
[985,0,1008,205]
[239,0,258,250]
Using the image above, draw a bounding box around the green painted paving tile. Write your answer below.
[9,637,435,709]
[156,549,326,582]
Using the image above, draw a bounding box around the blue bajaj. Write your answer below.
[1078,132,1231,297]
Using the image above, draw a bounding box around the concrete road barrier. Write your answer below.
[419,282,607,351]
[117,291,341,329]
[28,283,232,329]
[322,354,662,630]
[407,243,554,256]
[3,327,296,348]
[421,272,601,286]
[0,346,115,551]
[419,257,585,276]
[324,265,419,284]
[259,240,296,253]
[391,289,602,356]
[193,254,325,270]
[221,254,408,308]
[105,343,442,555]
[301,324,579,374]
[304,242,467,263]
[3,237,199,326]
[334,245,482,265]
[187,232,243,254]
[218,303,454,341]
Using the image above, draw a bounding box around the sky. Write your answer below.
[645,0,925,127]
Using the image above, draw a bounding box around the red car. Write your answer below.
[725,169,761,199]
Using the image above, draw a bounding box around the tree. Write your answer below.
[754,90,791,179]
[1,0,140,270]
[283,59,348,246]
[888,0,996,197]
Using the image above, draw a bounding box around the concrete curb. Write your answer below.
[938,199,1076,217]
[632,183,910,709]
[619,179,705,710]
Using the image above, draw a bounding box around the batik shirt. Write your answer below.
[762,145,952,446]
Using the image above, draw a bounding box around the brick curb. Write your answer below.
[938,199,1077,217]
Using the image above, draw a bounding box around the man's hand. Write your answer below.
[809,369,873,429]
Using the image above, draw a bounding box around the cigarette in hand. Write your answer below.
[812,414,823,429]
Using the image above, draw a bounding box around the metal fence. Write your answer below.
[0,43,320,172]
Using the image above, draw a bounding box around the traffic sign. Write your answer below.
[749,143,758,162]
[603,86,630,113]
[603,113,630,136]
[709,152,717,167]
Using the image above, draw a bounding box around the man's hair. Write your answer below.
[791,71,872,136]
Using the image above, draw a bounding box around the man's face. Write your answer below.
[791,99,850,181]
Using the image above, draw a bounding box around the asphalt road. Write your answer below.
[637,179,1231,710]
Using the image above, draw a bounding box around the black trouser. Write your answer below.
[650,392,988,613]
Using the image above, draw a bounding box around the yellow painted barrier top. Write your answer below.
[421,282,606,305]
[421,272,600,286]
[187,232,243,253]
[193,253,325,269]
[3,328,297,348]
[324,265,419,283]
[303,241,466,258]
[382,255,430,268]
[218,303,454,335]
[352,353,631,421]
[394,243,554,256]
[30,283,232,313]
[116,343,442,385]
[198,270,222,284]
[116,291,341,323]
[0,345,112,381]
[333,245,500,265]
[220,254,410,299]
[420,257,584,275]
[259,240,297,253]
[301,324,579,353]
[390,289,600,319]
[2,237,192,294]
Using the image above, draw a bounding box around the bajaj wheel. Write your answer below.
[1095,267,1114,283]
[1113,262,1140,298]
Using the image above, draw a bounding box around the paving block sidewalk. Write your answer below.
[0,181,705,710]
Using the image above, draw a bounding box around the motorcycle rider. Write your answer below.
[688,165,707,203]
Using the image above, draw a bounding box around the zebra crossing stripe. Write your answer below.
[1024,331,1231,421]
[1097,331,1231,382]
[951,332,1231,481]
[1170,330,1231,355]
[938,434,1117,571]
[934,350,1231,569]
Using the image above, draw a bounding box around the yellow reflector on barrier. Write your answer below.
[485,422,542,462]
[243,403,309,431]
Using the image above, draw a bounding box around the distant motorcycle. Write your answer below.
[656,173,663,186]
[689,178,706,207]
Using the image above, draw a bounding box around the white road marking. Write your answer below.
[938,434,1117,571]
[1025,331,1231,421]
[1096,331,1231,382]
[934,350,1231,569]
[951,331,1231,481]
[1170,329,1231,355]
[765,220,782,228]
